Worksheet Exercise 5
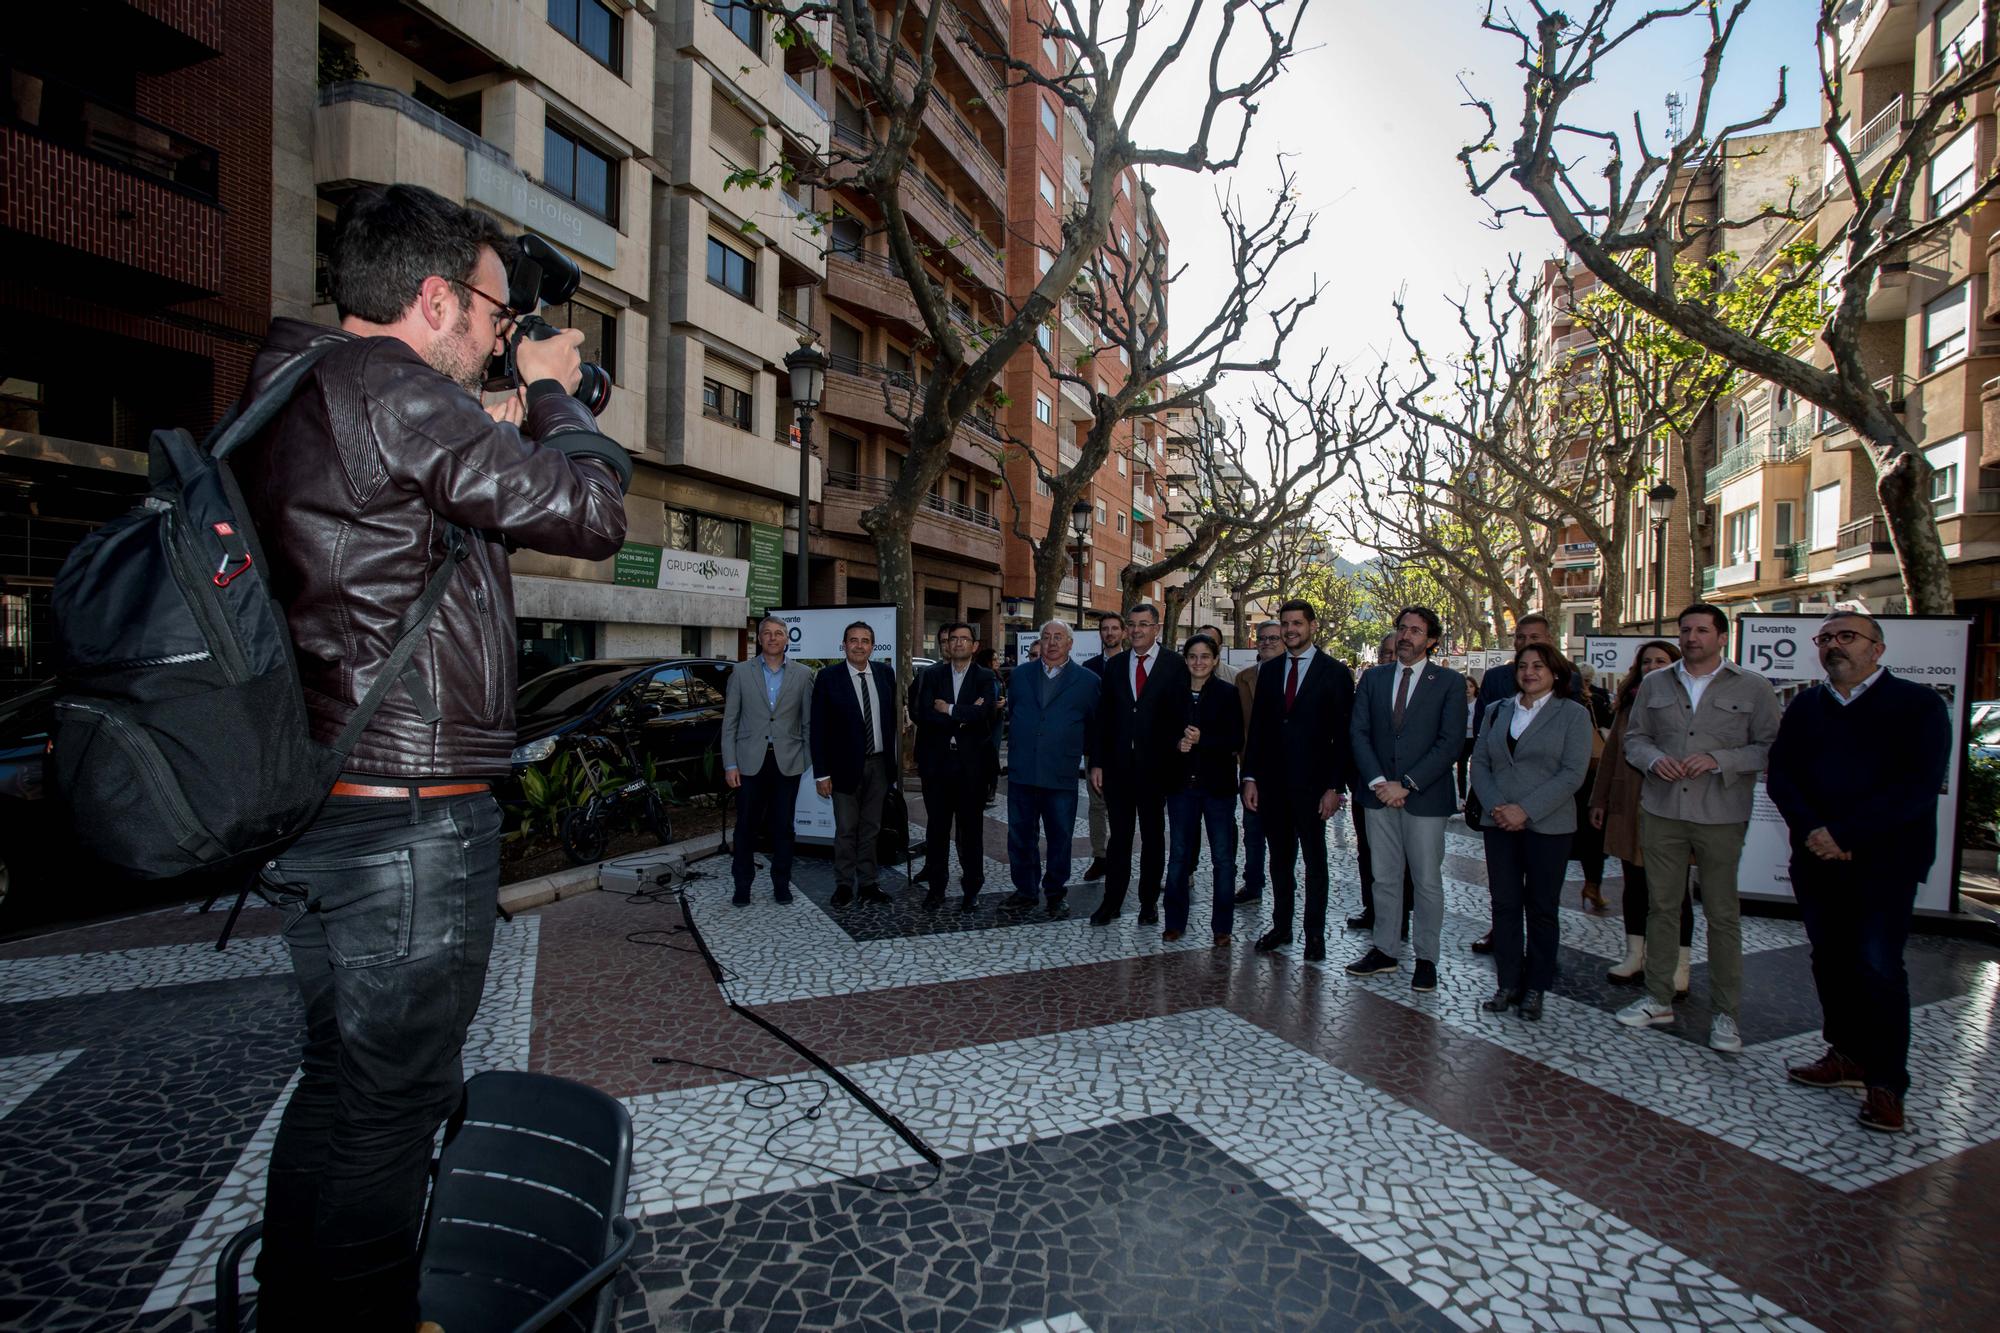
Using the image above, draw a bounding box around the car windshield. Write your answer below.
[515,663,645,720]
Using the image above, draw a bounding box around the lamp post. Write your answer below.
[784,341,827,609]
[1647,481,1677,636]
[1069,499,1092,628]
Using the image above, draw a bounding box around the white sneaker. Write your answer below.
[1616,997,1676,1028]
[1709,1013,1743,1053]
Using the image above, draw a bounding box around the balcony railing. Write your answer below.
[824,468,999,530]
[1701,566,1718,595]
[1704,421,1813,497]
[784,71,828,121]
[1852,95,1906,170]
[1132,541,1154,563]
[832,120,869,151]
[1836,513,1893,560]
[1554,581,1602,602]
[1132,489,1153,517]
[1783,539,1810,578]
[5,61,220,201]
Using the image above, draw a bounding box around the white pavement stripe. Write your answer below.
[0,936,291,1006]
[0,1049,83,1122]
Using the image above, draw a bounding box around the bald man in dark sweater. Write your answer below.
[1766,612,1951,1135]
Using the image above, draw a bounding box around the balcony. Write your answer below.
[1844,0,1919,74]
[1555,540,1598,568]
[826,246,921,329]
[1701,566,1718,595]
[1782,539,1810,579]
[1551,329,1597,359]
[1834,513,1894,563]
[1817,374,1905,448]
[1867,261,1910,321]
[903,172,1002,289]
[1132,540,1155,564]
[1852,95,1908,173]
[819,469,1001,566]
[1554,581,1602,603]
[1703,421,1812,498]
[1132,488,1153,518]
[1714,559,1761,590]
[1058,377,1094,422]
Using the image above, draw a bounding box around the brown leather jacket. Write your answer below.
[234,318,631,781]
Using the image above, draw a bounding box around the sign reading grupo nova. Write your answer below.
[464,150,619,268]
[612,542,750,598]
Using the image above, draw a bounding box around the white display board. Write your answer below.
[1015,630,1103,664]
[1734,615,1970,913]
[766,604,899,844]
[1224,647,1257,670]
[1576,635,1672,678]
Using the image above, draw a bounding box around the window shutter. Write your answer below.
[705,354,753,396]
[711,94,761,169]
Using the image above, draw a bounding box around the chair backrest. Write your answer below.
[417,1071,634,1333]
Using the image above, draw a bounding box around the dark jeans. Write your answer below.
[253,792,502,1330]
[1352,798,1411,937]
[1165,786,1237,935]
[732,753,802,897]
[1241,796,1266,891]
[832,753,892,890]
[1263,790,1330,947]
[1455,738,1474,799]
[1794,855,1919,1094]
[1102,777,1168,916]
[922,761,987,896]
[1620,860,1693,944]
[1485,827,1571,993]
[1008,780,1079,898]
[1571,784,1606,884]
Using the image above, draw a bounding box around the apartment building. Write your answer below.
[1158,393,1243,637]
[1,1,277,699]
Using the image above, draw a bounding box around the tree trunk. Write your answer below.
[1872,431,1952,613]
[1030,533,1080,629]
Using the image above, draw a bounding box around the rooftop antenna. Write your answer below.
[1665,92,1686,142]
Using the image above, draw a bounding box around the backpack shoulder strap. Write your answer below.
[207,341,344,461]
[330,526,470,759]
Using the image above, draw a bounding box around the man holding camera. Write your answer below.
[234,185,631,1329]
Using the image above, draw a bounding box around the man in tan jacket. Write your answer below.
[1617,602,1781,1053]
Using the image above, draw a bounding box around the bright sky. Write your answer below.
[1130,0,1823,558]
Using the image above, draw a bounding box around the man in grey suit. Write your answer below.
[723,615,814,905]
[1344,606,1467,991]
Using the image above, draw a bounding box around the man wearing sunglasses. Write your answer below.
[232,184,631,1330]
[1767,612,1951,1134]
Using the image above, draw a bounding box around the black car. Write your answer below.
[505,658,733,816]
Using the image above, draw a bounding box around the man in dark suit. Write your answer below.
[1345,606,1466,991]
[1088,602,1189,926]
[1078,611,1127,881]
[1348,633,1411,937]
[810,619,899,907]
[909,621,1000,910]
[1242,598,1356,962]
[1004,619,1102,913]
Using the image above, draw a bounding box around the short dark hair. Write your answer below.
[1184,633,1220,658]
[1097,611,1125,629]
[842,620,875,645]
[939,621,974,644]
[1277,598,1316,621]
[1515,611,1552,634]
[1127,603,1159,622]
[1199,624,1224,639]
[1515,641,1575,697]
[756,614,787,635]
[1395,605,1442,645]
[1678,602,1729,635]
[331,184,515,324]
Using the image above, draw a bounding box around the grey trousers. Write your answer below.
[1365,807,1447,962]
[1088,781,1109,858]
[832,753,893,889]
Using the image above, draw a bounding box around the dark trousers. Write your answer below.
[1241,797,1267,891]
[253,793,502,1329]
[921,760,987,896]
[732,751,802,896]
[1102,776,1168,916]
[1352,798,1411,937]
[1165,786,1237,935]
[1571,785,1606,884]
[1264,792,1330,947]
[1620,860,1693,944]
[1455,738,1474,799]
[1794,855,1919,1095]
[1007,780,1079,898]
[1485,827,1571,992]
[831,753,892,890]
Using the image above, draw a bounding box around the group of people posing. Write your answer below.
[721,597,1951,1135]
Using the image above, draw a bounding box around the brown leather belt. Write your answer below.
[330,780,491,799]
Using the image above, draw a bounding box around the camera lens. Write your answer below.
[575,363,613,416]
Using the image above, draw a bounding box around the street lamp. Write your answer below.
[784,340,827,608]
[1069,499,1093,628]
[1647,481,1677,636]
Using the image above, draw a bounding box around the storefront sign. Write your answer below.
[611,542,749,597]
[746,521,785,616]
[465,150,619,268]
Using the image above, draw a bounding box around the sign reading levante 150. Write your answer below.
[611,543,750,598]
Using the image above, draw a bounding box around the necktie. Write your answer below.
[1135,652,1149,695]
[1392,665,1411,731]
[1285,654,1300,711]
[858,670,875,753]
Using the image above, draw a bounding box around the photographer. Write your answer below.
[232,184,630,1329]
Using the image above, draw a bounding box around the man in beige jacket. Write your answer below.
[1618,602,1781,1052]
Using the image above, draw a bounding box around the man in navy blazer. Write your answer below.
[1345,607,1467,991]
[810,620,899,906]
[1003,620,1102,913]
[1089,603,1190,926]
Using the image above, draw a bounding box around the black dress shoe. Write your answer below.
[1469,931,1494,955]
[958,892,979,913]
[1254,929,1292,953]
[1137,906,1160,927]
[859,885,892,904]
[1047,892,1068,916]
[732,889,752,906]
[1345,947,1400,977]
[1082,858,1107,881]
[922,889,945,910]
[1088,907,1117,926]
[1411,960,1437,993]
[1518,990,1545,1020]
[1346,913,1375,932]
[773,887,793,904]
[1001,891,1040,909]
[830,885,855,907]
[1304,940,1326,963]
[1481,987,1519,1013]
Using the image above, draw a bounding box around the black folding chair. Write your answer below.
[216,1070,636,1332]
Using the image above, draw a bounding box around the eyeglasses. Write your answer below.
[452,279,517,325]
[1811,630,1880,647]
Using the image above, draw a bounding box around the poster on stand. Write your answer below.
[1016,630,1103,664]
[1577,635,1673,678]
[766,604,900,844]
[1734,614,1970,914]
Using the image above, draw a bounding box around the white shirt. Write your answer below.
[1367,662,1421,790]
[1044,661,1067,680]
[1829,666,1885,705]
[949,664,969,702]
[1280,645,1317,689]
[849,665,879,753]
[1128,644,1160,695]
[1676,657,1726,712]
[1509,689,1553,739]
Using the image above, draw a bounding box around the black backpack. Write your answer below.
[48,344,466,883]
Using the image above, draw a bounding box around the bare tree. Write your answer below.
[744,0,1307,673]
[1459,0,2000,613]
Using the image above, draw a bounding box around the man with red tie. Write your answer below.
[1242,599,1357,962]
[1088,603,1191,926]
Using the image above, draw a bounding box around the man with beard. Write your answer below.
[1078,611,1128,881]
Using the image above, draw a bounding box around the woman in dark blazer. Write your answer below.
[1162,635,1242,945]
[1469,642,1593,1020]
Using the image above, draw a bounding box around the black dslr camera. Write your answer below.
[493,234,613,415]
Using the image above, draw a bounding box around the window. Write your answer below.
[1035,392,1052,424]
[1724,507,1758,566]
[711,92,761,171]
[1924,282,1969,371]
[830,216,865,258]
[1931,128,1976,214]
[1115,512,1125,534]
[548,0,621,74]
[1094,558,1106,587]
[1040,99,1058,138]
[829,318,863,367]
[665,506,750,559]
[1810,482,1842,550]
[1095,499,1106,525]
[701,356,753,431]
[543,297,617,379]
[1038,171,1055,207]
[712,0,760,52]
[707,235,756,302]
[1927,435,1966,516]
[1036,472,1052,497]
[1116,452,1126,476]
[1036,323,1051,351]
[1117,346,1129,366]
[829,431,860,476]
[1773,500,1796,550]
[1037,246,1053,275]
[1042,34,1059,66]
[544,122,617,222]
[1934,0,1980,80]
